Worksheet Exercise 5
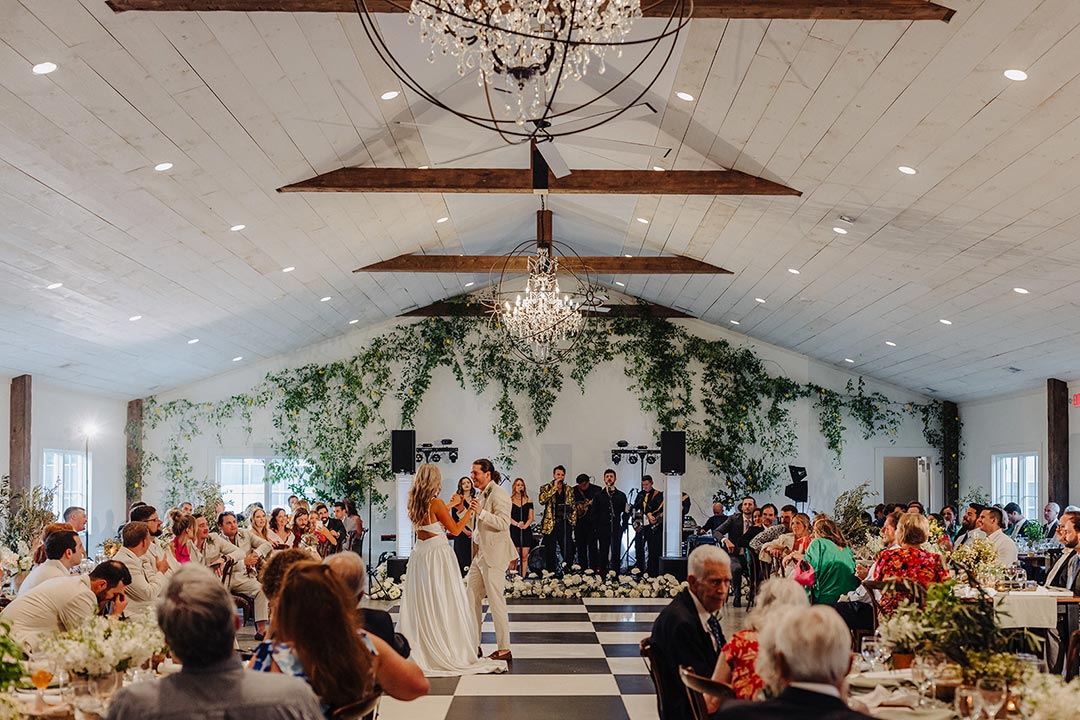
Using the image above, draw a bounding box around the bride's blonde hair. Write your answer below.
[407,464,444,525]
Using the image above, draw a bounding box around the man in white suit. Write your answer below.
[466,458,516,661]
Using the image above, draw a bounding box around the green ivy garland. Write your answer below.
[138,313,959,507]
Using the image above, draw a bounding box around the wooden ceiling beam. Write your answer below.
[280,167,800,196]
[107,0,954,22]
[356,253,731,274]
[402,299,694,318]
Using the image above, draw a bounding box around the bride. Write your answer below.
[397,464,507,676]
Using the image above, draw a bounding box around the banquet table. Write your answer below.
[953,585,1074,629]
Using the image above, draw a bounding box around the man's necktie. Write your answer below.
[707,615,723,651]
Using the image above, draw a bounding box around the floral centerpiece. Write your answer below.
[853,533,884,564]
[100,539,121,559]
[0,543,33,577]
[876,608,928,655]
[949,538,1004,585]
[1021,672,1080,720]
[41,614,165,679]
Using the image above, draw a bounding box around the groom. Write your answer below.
[467,458,516,661]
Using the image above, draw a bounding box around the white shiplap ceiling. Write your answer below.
[1,0,1079,402]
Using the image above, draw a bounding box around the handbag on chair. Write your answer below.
[793,559,815,588]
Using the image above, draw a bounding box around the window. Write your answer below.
[218,458,292,512]
[992,452,1039,521]
[42,449,91,520]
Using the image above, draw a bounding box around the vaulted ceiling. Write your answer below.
[2,0,1079,402]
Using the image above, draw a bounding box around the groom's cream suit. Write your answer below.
[467,480,516,652]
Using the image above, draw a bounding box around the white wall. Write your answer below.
[959,389,1047,505]
[143,317,935,559]
[30,383,127,554]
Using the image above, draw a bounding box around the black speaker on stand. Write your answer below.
[660,431,686,475]
[785,465,808,506]
[391,430,416,475]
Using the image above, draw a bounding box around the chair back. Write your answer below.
[1066,629,1080,682]
[328,694,380,720]
[679,665,735,719]
[640,637,671,720]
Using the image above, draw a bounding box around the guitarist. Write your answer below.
[632,475,664,576]
[573,474,609,572]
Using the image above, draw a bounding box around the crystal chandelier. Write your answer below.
[500,248,585,361]
[408,0,642,124]
[354,0,690,139]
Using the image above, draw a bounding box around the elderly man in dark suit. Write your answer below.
[650,545,732,720]
[717,605,871,720]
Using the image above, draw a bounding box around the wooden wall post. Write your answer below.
[1048,378,1069,506]
[9,375,31,494]
[125,399,144,508]
[942,400,960,508]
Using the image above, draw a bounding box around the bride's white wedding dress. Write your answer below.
[397,520,507,676]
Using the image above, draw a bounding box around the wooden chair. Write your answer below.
[328,694,381,720]
[1065,629,1080,682]
[640,637,672,720]
[680,665,736,720]
[220,557,255,626]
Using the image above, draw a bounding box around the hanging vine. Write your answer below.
[137,312,959,507]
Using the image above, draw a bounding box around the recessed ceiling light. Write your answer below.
[844,358,854,363]
[320,296,332,302]
[418,165,429,170]
[230,224,245,232]
[636,217,649,224]
[32,62,57,75]
[652,166,665,172]
[730,320,740,325]
[939,318,952,325]
[154,162,173,172]
[187,338,199,344]
[436,217,449,223]
[380,90,400,100]
[675,91,695,102]
[754,298,765,303]
[232,356,243,362]
[787,268,801,275]
[348,319,359,325]
[898,166,917,175]
[464,281,475,287]
[624,254,633,258]
[615,281,626,287]
[282,266,295,273]
[128,315,142,322]
[46,282,63,290]
[885,340,897,347]
[1013,287,1029,294]
[832,227,848,235]
[1004,69,1028,81]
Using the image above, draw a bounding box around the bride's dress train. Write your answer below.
[397,522,507,676]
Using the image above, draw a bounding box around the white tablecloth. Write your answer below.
[989,587,1070,629]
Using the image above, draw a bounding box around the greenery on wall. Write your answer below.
[137,312,958,506]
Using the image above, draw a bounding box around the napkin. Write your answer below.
[855,686,921,709]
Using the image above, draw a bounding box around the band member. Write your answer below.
[633,475,664,576]
[573,474,609,572]
[539,465,575,573]
[602,469,628,574]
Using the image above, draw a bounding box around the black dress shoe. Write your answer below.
[477,646,482,658]
[254,632,265,641]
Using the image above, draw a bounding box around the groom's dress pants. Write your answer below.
[467,559,510,651]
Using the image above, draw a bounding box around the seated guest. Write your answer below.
[786,516,858,605]
[978,506,1019,566]
[30,522,75,566]
[953,504,984,546]
[213,511,273,639]
[717,605,871,720]
[761,513,812,570]
[927,513,953,551]
[1044,503,1061,540]
[106,564,323,720]
[716,497,756,608]
[63,506,88,534]
[324,551,410,658]
[750,505,796,553]
[1,560,130,652]
[266,508,290,546]
[260,548,312,622]
[290,509,316,552]
[113,521,164,616]
[311,503,344,557]
[167,513,196,570]
[251,562,428,710]
[709,578,809,707]
[1043,510,1080,671]
[940,505,959,541]
[906,501,924,515]
[1004,502,1037,540]
[21,529,83,593]
[130,505,171,576]
[872,513,949,614]
[650,545,732,720]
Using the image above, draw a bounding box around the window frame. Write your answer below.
[41,448,92,525]
[991,451,1040,522]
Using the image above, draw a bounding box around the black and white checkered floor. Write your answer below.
[366,597,747,720]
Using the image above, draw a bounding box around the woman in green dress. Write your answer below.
[786,515,859,605]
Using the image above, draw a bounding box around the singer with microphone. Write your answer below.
[602,469,628,574]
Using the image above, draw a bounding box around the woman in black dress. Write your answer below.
[448,476,475,576]
[509,478,536,577]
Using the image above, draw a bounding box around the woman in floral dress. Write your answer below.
[871,511,949,615]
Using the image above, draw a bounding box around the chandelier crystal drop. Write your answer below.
[499,248,585,361]
[408,0,643,124]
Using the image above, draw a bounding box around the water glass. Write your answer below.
[977,677,1006,718]
[955,685,982,720]
[860,638,882,672]
[910,657,934,707]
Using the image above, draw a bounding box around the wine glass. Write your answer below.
[27,655,55,713]
[910,656,934,707]
[976,677,1006,719]
[955,685,982,720]
[860,638,881,672]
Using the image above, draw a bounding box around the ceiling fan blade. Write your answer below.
[556,135,672,157]
[535,140,572,179]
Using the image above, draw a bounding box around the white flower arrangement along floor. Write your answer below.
[367,565,686,602]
